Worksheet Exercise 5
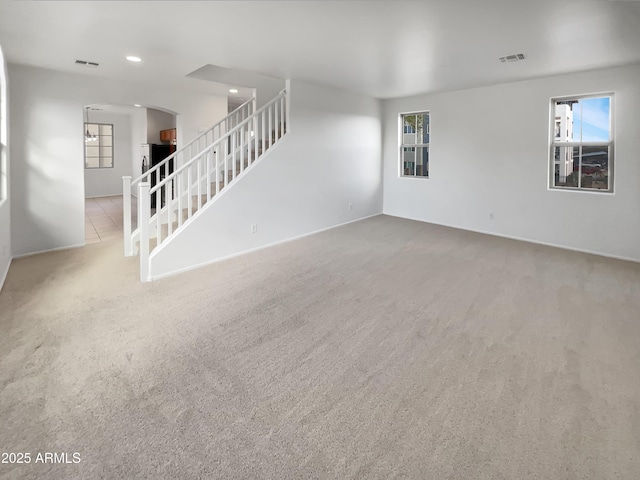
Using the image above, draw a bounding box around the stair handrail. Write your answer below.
[135,86,288,282]
[149,89,286,195]
[131,96,255,186]
[129,84,289,281]
[123,96,256,256]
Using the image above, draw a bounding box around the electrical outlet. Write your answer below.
[348,203,353,211]
[489,213,495,220]
[251,224,257,234]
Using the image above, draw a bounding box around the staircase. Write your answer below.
[123,87,289,281]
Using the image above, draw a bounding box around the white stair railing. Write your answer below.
[134,87,289,281]
[123,97,256,256]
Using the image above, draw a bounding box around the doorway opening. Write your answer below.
[83,104,177,245]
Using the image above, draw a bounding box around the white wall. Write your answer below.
[255,78,286,109]
[150,79,383,279]
[84,111,132,198]
[382,63,640,262]
[130,107,147,184]
[175,100,227,151]
[0,45,10,290]
[8,63,227,257]
[146,108,175,144]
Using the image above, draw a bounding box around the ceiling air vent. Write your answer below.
[499,53,525,63]
[75,59,99,68]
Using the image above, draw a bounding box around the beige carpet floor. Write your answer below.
[1,215,639,479]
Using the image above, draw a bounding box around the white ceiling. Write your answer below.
[0,0,639,99]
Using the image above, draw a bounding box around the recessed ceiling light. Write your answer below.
[134,104,141,107]
[126,56,142,63]
[229,89,238,94]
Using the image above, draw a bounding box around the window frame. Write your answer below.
[549,93,614,194]
[399,110,430,179]
[84,122,114,169]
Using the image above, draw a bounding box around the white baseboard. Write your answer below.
[12,242,86,259]
[85,193,124,199]
[384,213,640,264]
[149,213,383,281]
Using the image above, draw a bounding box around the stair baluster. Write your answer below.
[130,88,289,282]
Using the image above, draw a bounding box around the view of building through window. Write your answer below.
[551,95,612,191]
[401,112,429,178]
[84,123,114,169]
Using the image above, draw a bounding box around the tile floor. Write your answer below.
[85,195,137,244]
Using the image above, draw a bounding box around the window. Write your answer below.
[550,94,613,192]
[84,123,113,168]
[401,111,429,178]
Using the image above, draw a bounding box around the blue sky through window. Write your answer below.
[572,97,610,142]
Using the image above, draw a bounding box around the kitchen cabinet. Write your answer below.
[160,128,176,143]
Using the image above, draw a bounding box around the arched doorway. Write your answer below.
[83,103,177,245]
